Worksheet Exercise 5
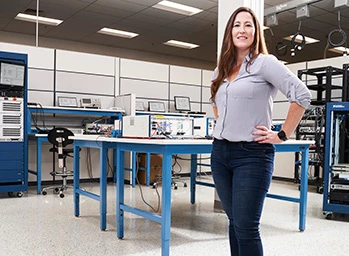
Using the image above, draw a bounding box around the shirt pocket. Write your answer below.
[230,82,255,99]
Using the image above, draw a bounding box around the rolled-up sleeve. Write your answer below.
[261,55,311,109]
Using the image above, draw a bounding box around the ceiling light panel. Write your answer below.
[164,40,199,49]
[98,28,138,38]
[284,35,320,44]
[153,1,203,16]
[15,13,63,26]
[328,46,349,54]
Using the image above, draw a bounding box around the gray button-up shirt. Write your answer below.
[212,54,311,142]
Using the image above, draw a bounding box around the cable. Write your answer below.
[328,29,347,47]
[290,32,306,57]
[327,10,347,55]
[276,41,288,57]
[135,152,161,212]
[106,154,113,177]
[172,155,182,175]
[323,39,330,59]
[290,20,306,57]
[30,103,48,132]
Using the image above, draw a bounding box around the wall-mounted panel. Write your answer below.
[307,56,348,69]
[28,69,54,91]
[202,103,215,118]
[286,62,306,76]
[272,101,290,120]
[191,102,201,112]
[115,57,120,96]
[202,86,211,103]
[274,153,295,179]
[56,49,115,75]
[56,71,114,95]
[332,90,343,98]
[170,83,201,102]
[28,91,54,106]
[202,69,214,86]
[170,65,201,85]
[0,42,54,69]
[310,90,318,99]
[120,78,168,99]
[274,90,288,101]
[120,59,169,82]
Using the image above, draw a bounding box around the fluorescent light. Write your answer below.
[164,40,199,49]
[328,46,349,54]
[97,28,138,38]
[153,0,202,16]
[283,34,320,44]
[15,13,63,26]
[263,26,270,30]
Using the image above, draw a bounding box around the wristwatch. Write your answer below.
[277,130,288,141]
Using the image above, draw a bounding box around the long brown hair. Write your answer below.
[210,7,268,102]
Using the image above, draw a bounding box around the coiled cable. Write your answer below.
[327,10,347,53]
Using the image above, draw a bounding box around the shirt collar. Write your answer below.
[244,53,252,63]
[222,53,252,83]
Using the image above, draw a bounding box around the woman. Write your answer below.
[210,7,311,256]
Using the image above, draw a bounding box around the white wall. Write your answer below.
[0,42,215,182]
[2,41,348,181]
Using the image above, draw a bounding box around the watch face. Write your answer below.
[278,130,288,141]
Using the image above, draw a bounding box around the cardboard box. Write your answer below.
[137,166,162,185]
[138,153,162,168]
[137,153,162,185]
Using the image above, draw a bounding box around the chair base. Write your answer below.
[152,176,187,190]
[42,184,74,198]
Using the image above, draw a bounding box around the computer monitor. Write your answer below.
[174,96,191,112]
[135,101,145,111]
[148,101,166,112]
[0,62,25,87]
[57,96,78,108]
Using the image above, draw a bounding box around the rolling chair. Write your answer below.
[42,127,74,198]
[152,155,187,190]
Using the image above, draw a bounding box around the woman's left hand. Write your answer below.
[252,126,283,144]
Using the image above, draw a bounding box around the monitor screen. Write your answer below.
[174,96,191,112]
[58,96,78,108]
[82,98,91,104]
[0,62,25,87]
[148,101,166,112]
[135,101,145,111]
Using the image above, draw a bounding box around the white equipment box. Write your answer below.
[122,115,196,138]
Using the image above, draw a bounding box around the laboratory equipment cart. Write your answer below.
[0,51,28,197]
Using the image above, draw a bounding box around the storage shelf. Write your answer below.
[307,85,342,90]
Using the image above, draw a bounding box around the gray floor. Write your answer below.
[1,177,349,256]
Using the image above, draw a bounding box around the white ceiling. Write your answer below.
[0,0,348,67]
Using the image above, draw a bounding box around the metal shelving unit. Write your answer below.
[295,66,347,192]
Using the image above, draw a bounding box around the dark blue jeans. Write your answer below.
[211,139,275,256]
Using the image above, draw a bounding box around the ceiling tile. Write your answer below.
[0,0,348,67]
